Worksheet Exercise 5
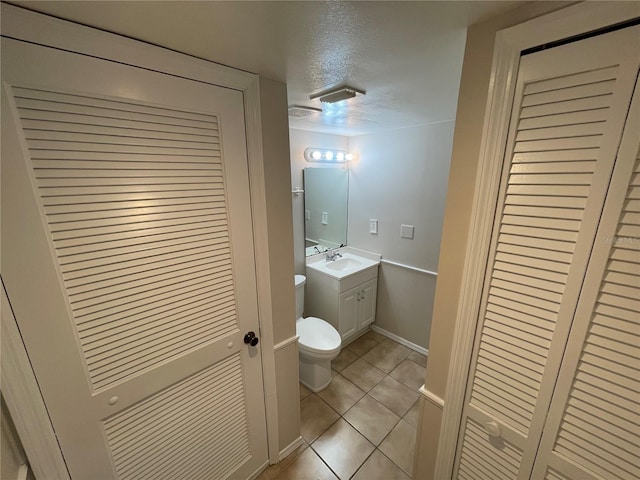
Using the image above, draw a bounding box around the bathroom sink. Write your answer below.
[325,257,362,271]
[306,249,380,280]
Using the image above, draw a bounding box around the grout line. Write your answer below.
[308,443,341,480]
[349,448,377,479]
[292,335,419,480]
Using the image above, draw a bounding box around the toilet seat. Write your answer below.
[297,317,341,357]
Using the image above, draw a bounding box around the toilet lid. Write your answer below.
[296,317,341,354]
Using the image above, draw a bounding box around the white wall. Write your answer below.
[258,78,302,455]
[347,122,454,348]
[290,129,349,273]
[348,122,453,270]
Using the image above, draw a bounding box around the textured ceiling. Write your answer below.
[13,1,525,136]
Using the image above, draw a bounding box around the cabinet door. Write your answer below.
[531,77,640,480]
[453,25,640,480]
[339,289,359,338]
[358,279,378,329]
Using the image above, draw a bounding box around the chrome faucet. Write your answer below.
[325,250,342,261]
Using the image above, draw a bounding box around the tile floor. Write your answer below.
[258,330,427,480]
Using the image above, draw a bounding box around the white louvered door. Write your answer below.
[531,77,640,480]
[1,38,267,479]
[453,25,640,479]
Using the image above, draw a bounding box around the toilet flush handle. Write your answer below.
[244,331,259,347]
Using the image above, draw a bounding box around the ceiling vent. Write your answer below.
[288,105,322,118]
[310,86,366,104]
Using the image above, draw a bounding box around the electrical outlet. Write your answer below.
[305,209,310,220]
[321,212,328,225]
[369,219,378,234]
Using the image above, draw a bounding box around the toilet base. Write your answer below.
[299,353,335,392]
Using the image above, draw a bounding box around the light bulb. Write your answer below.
[325,151,334,161]
[336,152,345,161]
[345,153,354,161]
[311,150,322,160]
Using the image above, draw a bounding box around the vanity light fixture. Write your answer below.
[310,86,366,104]
[304,148,354,163]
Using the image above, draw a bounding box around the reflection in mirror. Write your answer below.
[303,168,348,256]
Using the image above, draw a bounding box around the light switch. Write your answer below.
[321,212,328,225]
[369,219,378,234]
[401,224,414,239]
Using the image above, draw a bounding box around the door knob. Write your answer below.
[244,331,259,347]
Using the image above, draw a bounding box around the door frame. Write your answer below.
[0,2,282,475]
[435,2,640,478]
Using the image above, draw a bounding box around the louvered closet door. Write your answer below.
[1,39,267,479]
[453,26,640,480]
[530,76,640,480]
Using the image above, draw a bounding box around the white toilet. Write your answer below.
[295,274,341,392]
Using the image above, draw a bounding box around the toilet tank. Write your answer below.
[294,275,306,319]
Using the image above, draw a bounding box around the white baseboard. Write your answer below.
[370,325,429,356]
[250,461,269,480]
[279,436,305,462]
[273,334,299,352]
[419,385,445,409]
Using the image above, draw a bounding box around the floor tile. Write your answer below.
[317,374,365,415]
[362,340,410,373]
[340,358,386,392]
[312,419,375,480]
[279,441,309,470]
[369,375,419,417]
[343,394,400,445]
[262,442,309,479]
[295,333,424,480]
[299,382,312,401]
[379,419,416,476]
[381,339,412,355]
[346,335,379,356]
[275,446,338,480]
[352,450,411,480]
[390,359,426,391]
[331,348,359,372]
[407,350,428,367]
[403,399,421,428]
[361,329,386,344]
[300,394,339,442]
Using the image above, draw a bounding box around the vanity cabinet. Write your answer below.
[337,279,377,339]
[305,256,380,344]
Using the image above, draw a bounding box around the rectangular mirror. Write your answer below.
[303,168,348,256]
